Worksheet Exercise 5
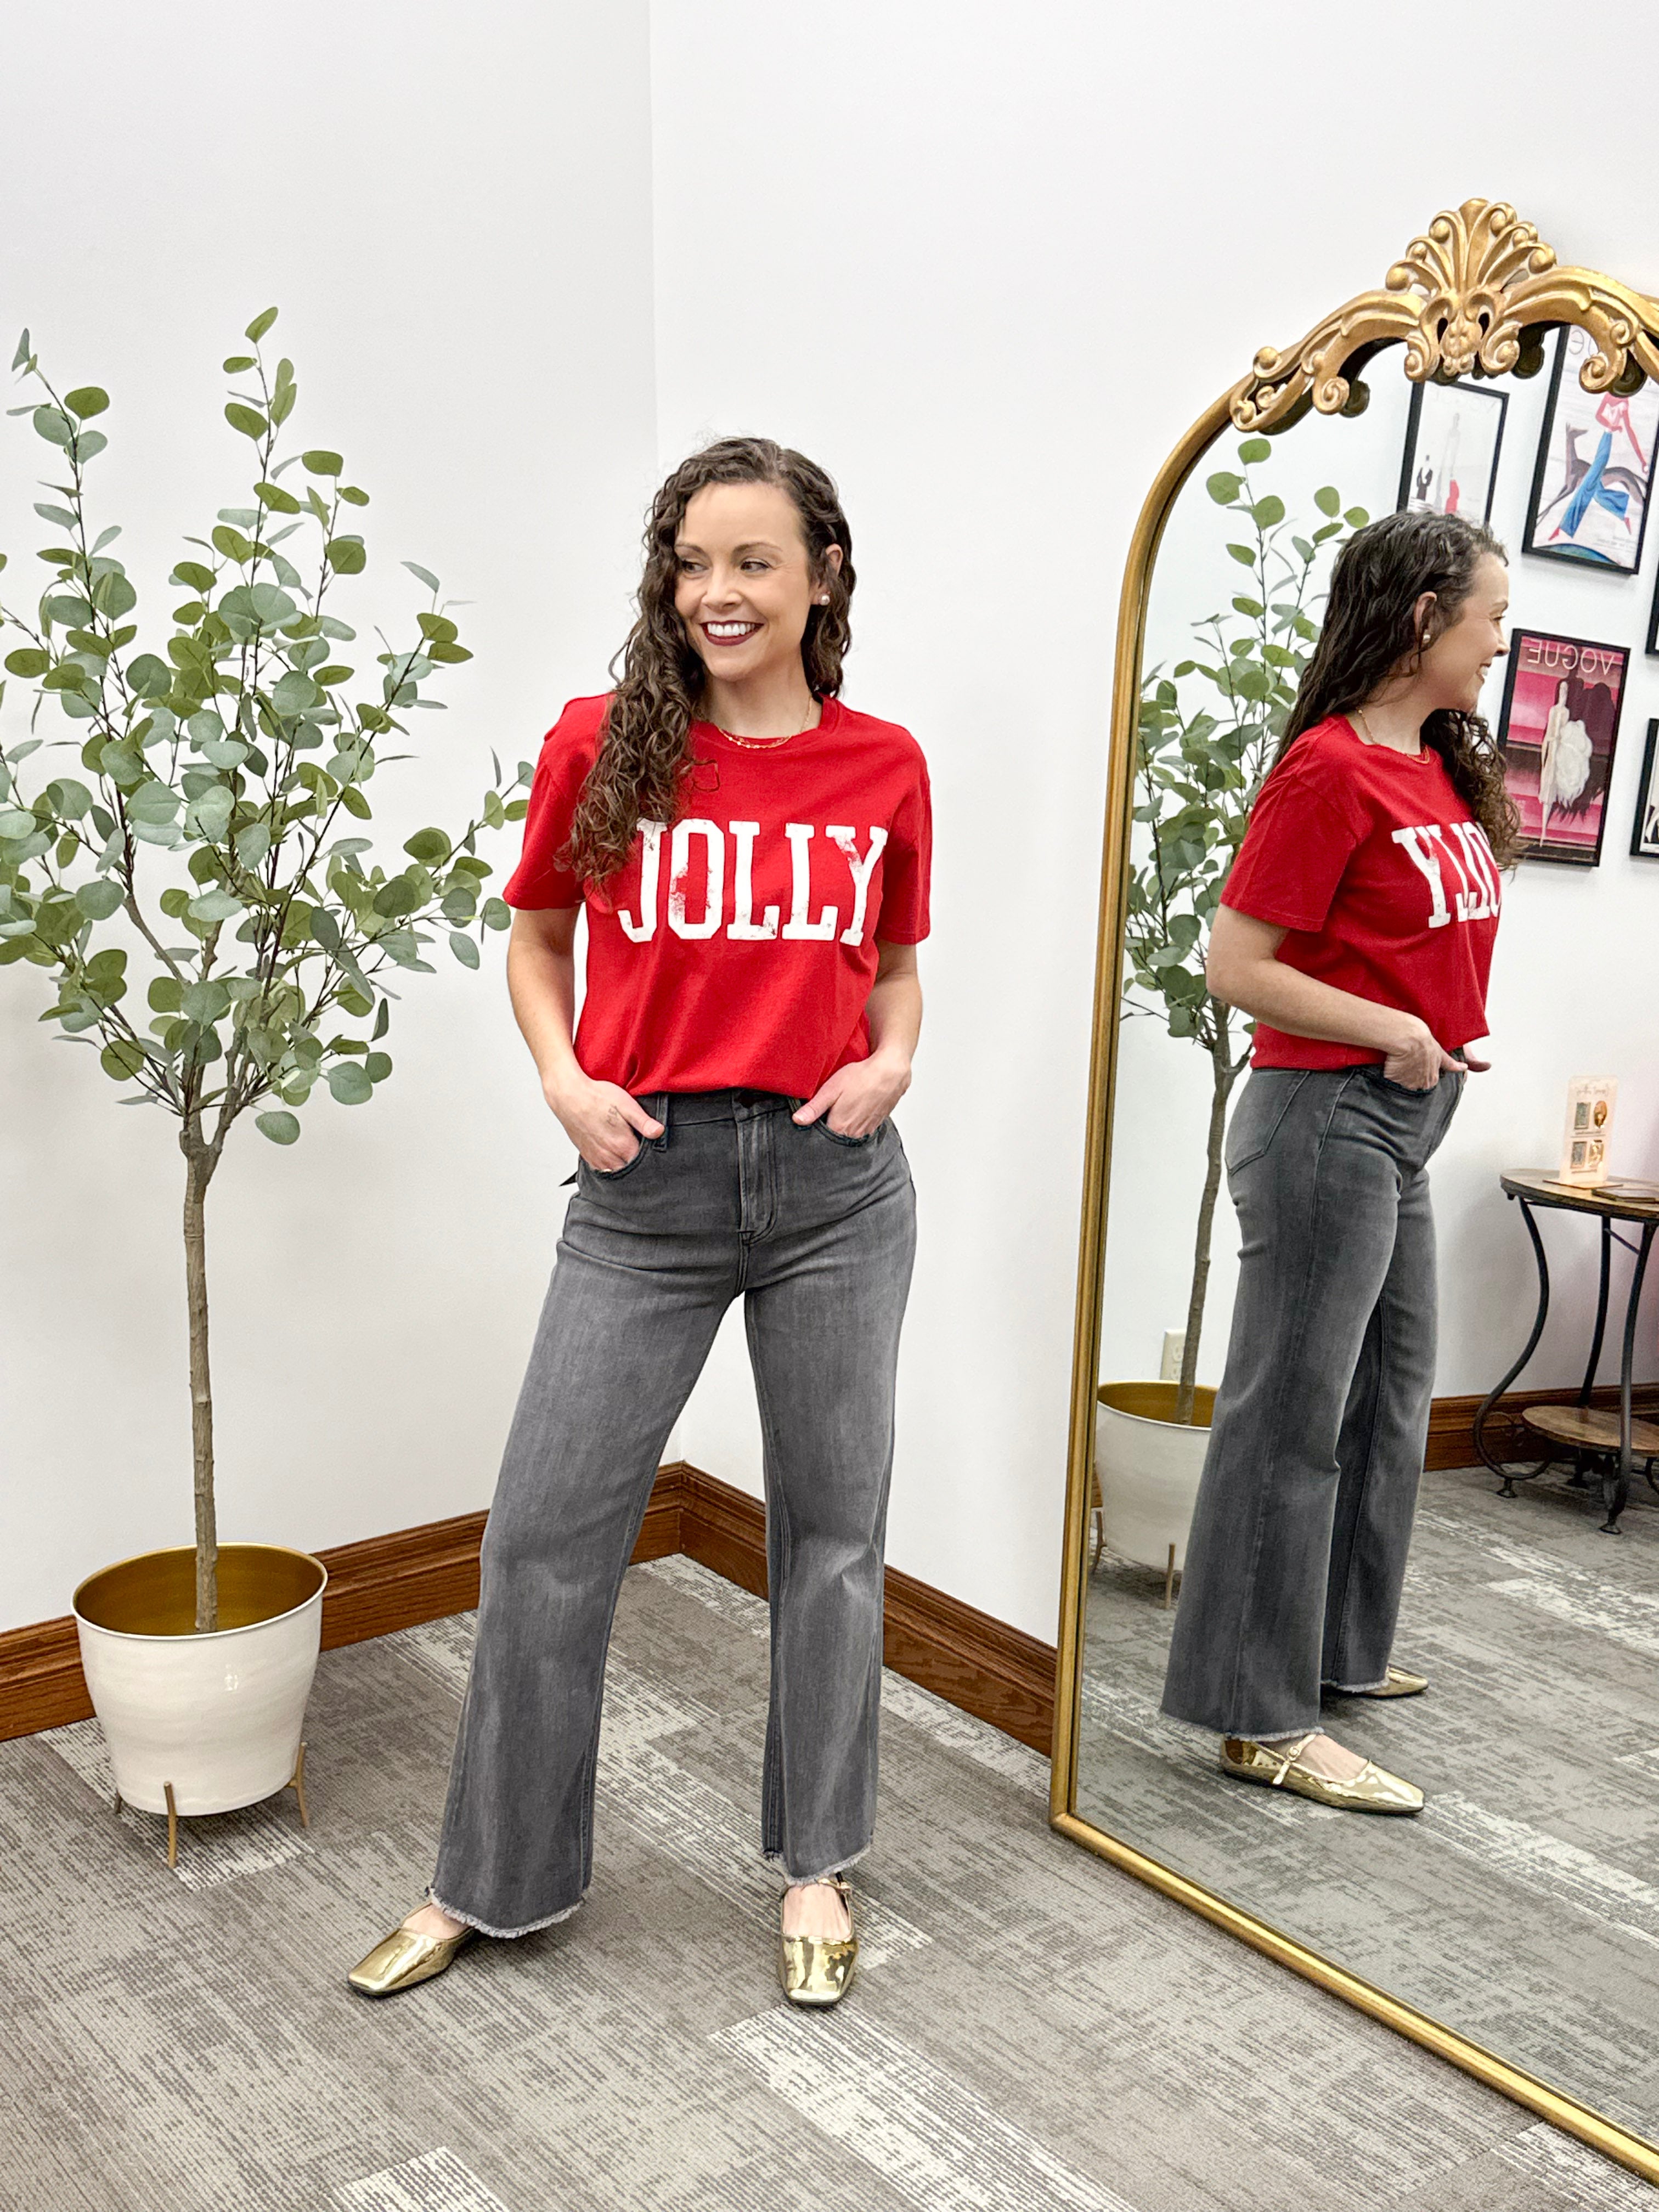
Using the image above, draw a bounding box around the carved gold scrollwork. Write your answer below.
[1231,198,1659,432]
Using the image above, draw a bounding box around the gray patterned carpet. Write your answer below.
[3,1550,1652,2209]
[1080,1460,1659,2153]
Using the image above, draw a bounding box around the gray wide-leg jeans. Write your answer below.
[430,1087,917,1937]
[1161,1065,1463,1741]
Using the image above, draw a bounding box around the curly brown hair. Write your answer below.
[562,436,855,885]
[1278,508,1521,867]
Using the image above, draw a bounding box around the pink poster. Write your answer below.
[1497,629,1628,866]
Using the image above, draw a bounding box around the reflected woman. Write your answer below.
[1161,510,1514,1812]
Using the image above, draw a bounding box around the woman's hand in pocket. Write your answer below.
[793,1048,911,1139]
[1379,1016,1486,1090]
[546,1073,663,1169]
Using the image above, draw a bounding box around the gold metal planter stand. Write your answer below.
[114,1742,311,1870]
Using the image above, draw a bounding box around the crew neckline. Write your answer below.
[1339,712,1434,764]
[695,695,843,751]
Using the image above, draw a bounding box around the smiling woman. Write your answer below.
[347,436,933,2012]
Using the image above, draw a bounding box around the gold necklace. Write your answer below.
[708,700,821,750]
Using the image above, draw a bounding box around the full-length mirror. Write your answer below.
[1054,202,1659,2183]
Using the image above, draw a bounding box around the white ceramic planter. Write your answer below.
[72,1545,327,1817]
[1095,1381,1216,1581]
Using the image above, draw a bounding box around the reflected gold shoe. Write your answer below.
[1353,1664,1429,1698]
[1221,1733,1424,1815]
[347,1909,478,1997]
[780,1876,857,2008]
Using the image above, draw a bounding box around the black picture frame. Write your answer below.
[1647,568,1659,658]
[1395,378,1508,524]
[1631,719,1659,857]
[1496,627,1629,868]
[1524,326,1659,574]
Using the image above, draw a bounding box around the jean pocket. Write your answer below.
[1224,1072,1307,1173]
[1367,1068,1438,1100]
[813,1116,881,1149]
[583,1139,648,1182]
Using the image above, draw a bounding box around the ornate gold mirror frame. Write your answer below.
[1048,200,1659,2187]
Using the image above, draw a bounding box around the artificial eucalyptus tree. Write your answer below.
[1124,438,1368,1423]
[0,311,531,1630]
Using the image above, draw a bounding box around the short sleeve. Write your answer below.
[874,750,932,943]
[1221,761,1364,935]
[503,697,608,910]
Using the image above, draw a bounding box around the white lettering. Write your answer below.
[1391,825,1451,928]
[828,825,888,947]
[1450,819,1501,921]
[781,823,838,940]
[616,820,664,942]
[668,819,724,939]
[726,821,780,939]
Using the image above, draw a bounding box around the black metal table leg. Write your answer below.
[1602,1220,1657,1533]
[1474,1195,1553,1496]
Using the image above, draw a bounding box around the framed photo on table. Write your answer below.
[1524,326,1659,573]
[1631,719,1659,857]
[1396,379,1508,524]
[1496,628,1629,866]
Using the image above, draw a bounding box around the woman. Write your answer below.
[1536,675,1591,843]
[1161,509,1514,1813]
[348,437,930,2004]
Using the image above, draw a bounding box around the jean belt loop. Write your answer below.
[653,1091,672,1149]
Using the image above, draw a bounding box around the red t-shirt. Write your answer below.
[1221,715,1501,1070]
[504,692,932,1095]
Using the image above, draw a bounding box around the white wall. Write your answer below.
[10,0,1659,1648]
[0,1,659,1628]
[650,0,1659,1644]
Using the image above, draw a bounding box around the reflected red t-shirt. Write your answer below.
[504,693,932,1096]
[1221,715,1501,1070]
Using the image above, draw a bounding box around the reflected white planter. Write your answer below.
[72,1545,327,1816]
[1094,1381,1216,1583]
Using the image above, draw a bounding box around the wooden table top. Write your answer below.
[1500,1169,1659,1221]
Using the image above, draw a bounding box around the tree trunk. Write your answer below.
[182,1130,219,1633]
[1175,1019,1243,1425]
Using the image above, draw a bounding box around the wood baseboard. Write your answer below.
[0,1462,1056,1754]
[1424,1381,1659,1471]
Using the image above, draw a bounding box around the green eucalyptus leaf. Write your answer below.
[171,560,215,593]
[325,537,366,575]
[449,930,480,968]
[75,878,124,921]
[302,448,343,476]
[245,306,279,342]
[1205,472,1242,504]
[1314,485,1342,518]
[33,406,74,447]
[402,561,440,592]
[257,1109,301,1144]
[224,402,268,440]
[4,647,49,678]
[256,481,302,514]
[100,1039,148,1080]
[404,826,452,866]
[326,1059,373,1105]
[1237,437,1271,464]
[64,386,110,420]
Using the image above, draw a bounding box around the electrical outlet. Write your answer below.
[1160,1329,1185,1381]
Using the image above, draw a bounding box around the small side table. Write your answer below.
[1472,1169,1659,1534]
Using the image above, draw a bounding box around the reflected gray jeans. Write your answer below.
[429,1087,917,1937]
[1161,1065,1463,1741]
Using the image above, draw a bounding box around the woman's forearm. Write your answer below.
[505,923,583,1098]
[865,967,922,1070]
[1214,959,1421,1054]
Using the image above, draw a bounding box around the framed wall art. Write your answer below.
[1523,326,1659,573]
[1396,377,1508,524]
[1631,718,1659,856]
[1496,628,1629,865]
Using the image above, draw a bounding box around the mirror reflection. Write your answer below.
[1080,341,1659,2144]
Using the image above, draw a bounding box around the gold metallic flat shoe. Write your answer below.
[1221,1734,1424,1815]
[780,1875,857,2008]
[1352,1664,1428,1698]
[347,1910,478,1998]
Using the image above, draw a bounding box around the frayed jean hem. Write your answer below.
[764,1836,873,1889]
[426,1884,588,1940]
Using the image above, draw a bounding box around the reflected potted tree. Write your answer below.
[0,313,529,1860]
[1093,439,1366,1595]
